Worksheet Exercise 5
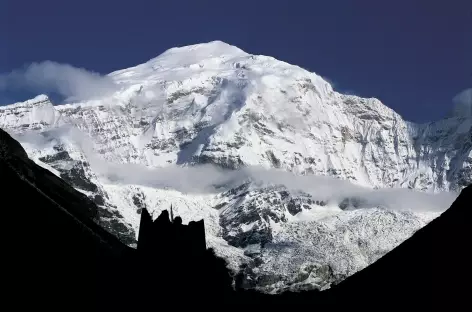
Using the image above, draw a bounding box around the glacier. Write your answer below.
[0,40,469,292]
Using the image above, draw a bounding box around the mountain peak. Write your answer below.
[157,40,247,59]
[142,40,248,70]
[108,41,248,79]
[30,94,50,103]
[5,94,51,108]
[0,94,58,132]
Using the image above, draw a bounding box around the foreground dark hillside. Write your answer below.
[1,127,470,309]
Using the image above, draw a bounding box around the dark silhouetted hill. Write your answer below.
[1,128,134,310]
[1,127,470,309]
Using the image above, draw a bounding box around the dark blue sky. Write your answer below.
[1,0,471,122]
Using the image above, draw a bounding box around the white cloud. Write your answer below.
[83,159,460,213]
[452,88,472,117]
[0,61,119,102]
[15,125,458,214]
[321,75,336,88]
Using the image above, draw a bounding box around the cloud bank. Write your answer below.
[0,61,118,102]
[96,163,456,213]
[14,125,458,214]
[452,88,472,117]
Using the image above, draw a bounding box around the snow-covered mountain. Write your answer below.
[0,41,469,292]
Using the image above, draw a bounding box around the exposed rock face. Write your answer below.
[0,41,468,292]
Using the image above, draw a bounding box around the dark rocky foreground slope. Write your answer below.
[1,128,133,309]
[1,127,470,309]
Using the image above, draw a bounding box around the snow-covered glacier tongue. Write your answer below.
[0,41,468,292]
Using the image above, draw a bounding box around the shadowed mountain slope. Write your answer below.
[1,127,470,309]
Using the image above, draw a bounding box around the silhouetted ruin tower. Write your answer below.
[137,205,206,256]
